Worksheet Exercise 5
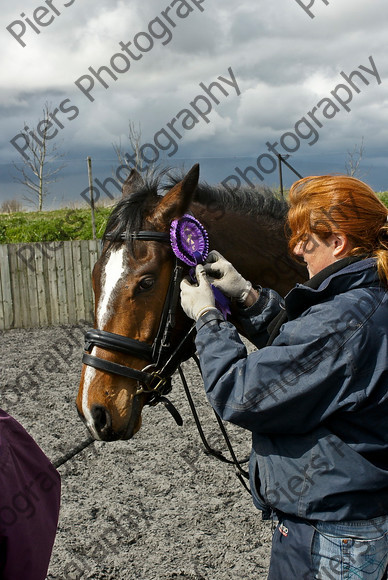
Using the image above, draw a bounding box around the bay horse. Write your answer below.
[76,164,306,441]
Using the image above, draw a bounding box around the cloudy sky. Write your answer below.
[1,0,387,209]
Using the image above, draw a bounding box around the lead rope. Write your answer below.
[52,436,95,469]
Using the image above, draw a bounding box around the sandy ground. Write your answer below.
[1,322,273,579]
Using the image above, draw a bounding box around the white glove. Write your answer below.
[204,250,252,302]
[180,265,216,321]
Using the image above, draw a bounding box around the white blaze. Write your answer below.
[82,248,126,437]
[97,247,126,328]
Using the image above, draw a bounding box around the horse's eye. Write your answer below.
[138,277,155,292]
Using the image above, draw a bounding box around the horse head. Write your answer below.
[76,164,200,441]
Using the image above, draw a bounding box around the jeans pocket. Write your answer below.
[312,524,388,580]
[342,533,388,580]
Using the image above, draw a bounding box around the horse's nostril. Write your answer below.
[90,405,111,434]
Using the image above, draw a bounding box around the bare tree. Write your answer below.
[345,137,366,178]
[112,121,155,182]
[13,102,66,211]
[0,199,23,213]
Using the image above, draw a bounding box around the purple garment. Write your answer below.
[0,410,61,580]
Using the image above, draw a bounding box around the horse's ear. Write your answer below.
[153,164,199,228]
[122,168,144,197]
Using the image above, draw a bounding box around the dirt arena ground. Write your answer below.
[1,322,273,579]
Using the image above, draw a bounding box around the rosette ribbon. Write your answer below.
[170,214,230,318]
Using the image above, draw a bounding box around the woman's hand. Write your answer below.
[204,250,253,303]
[180,265,217,321]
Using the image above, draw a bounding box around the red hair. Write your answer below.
[287,175,388,285]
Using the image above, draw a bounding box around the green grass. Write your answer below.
[1,193,387,245]
[377,191,388,207]
[0,207,112,244]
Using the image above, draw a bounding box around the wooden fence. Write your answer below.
[0,240,101,331]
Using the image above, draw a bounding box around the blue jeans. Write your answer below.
[312,515,388,580]
[268,514,388,580]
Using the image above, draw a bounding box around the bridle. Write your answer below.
[82,230,195,421]
[82,228,250,491]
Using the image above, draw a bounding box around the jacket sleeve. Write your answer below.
[0,411,61,580]
[195,298,361,435]
[230,287,285,349]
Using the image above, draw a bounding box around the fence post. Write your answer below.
[87,156,97,241]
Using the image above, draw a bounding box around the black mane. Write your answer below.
[103,176,161,245]
[192,180,288,220]
[103,168,288,244]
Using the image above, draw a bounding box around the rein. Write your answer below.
[81,228,250,491]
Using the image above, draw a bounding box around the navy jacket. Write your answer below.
[195,258,388,521]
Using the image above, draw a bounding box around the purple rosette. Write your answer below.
[171,214,230,318]
[170,214,209,266]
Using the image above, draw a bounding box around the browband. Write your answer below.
[105,231,170,242]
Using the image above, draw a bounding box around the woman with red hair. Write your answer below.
[181,175,388,579]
